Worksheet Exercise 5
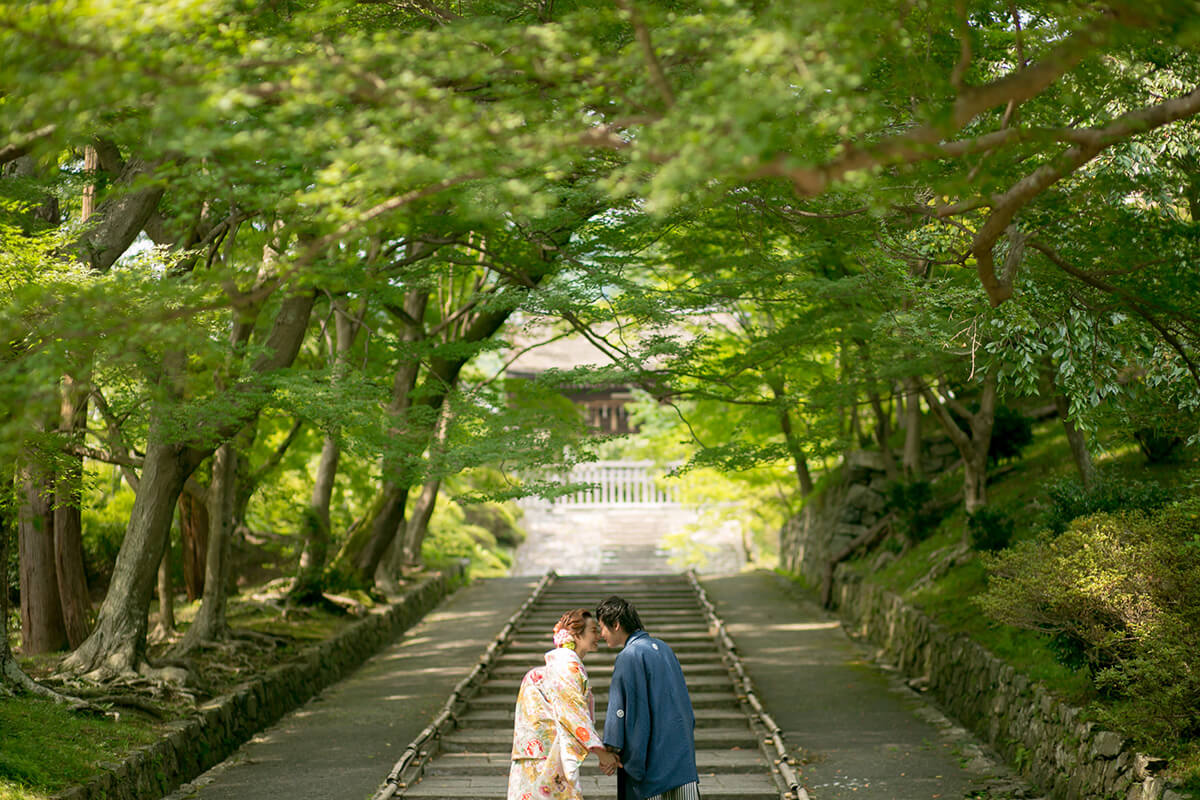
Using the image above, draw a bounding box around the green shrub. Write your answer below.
[81,484,137,586]
[988,406,1034,466]
[978,498,1200,745]
[1043,473,1171,534]
[967,506,1015,552]
[462,501,526,548]
[886,479,943,542]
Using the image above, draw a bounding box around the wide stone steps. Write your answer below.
[477,673,738,694]
[458,707,750,729]
[422,749,769,776]
[392,574,781,800]
[441,726,761,750]
[401,774,779,800]
[467,690,741,710]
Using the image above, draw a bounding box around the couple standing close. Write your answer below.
[508,596,700,800]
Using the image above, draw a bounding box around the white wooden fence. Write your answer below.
[520,460,680,507]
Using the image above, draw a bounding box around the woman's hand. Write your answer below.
[593,748,621,776]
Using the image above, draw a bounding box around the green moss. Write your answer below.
[0,695,160,796]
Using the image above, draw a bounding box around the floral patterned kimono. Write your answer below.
[508,646,602,800]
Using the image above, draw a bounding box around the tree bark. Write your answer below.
[866,389,899,480]
[173,443,236,652]
[54,374,92,648]
[177,487,208,601]
[772,384,813,496]
[902,376,924,478]
[920,373,998,527]
[1054,394,1096,489]
[18,458,67,654]
[153,535,175,639]
[395,397,456,573]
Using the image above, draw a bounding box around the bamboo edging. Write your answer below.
[686,571,811,800]
[371,570,558,800]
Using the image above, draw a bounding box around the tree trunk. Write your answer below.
[295,297,362,599]
[770,377,814,497]
[54,374,92,648]
[153,536,175,639]
[335,290,429,584]
[174,443,236,652]
[1054,394,1096,489]
[177,487,208,601]
[61,434,194,677]
[18,459,67,654]
[902,376,923,478]
[962,447,989,514]
[352,482,411,583]
[920,374,998,536]
[397,477,440,575]
[293,436,338,600]
[1,469,14,690]
[866,389,899,480]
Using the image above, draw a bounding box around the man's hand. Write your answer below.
[595,748,621,776]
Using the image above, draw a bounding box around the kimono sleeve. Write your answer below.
[550,657,602,754]
[604,651,651,782]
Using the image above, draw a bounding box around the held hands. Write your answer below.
[593,748,622,776]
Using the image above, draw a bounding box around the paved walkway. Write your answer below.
[164,577,538,800]
[164,570,1038,800]
[700,571,1038,800]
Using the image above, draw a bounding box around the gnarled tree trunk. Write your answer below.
[64,289,315,677]
[62,435,194,678]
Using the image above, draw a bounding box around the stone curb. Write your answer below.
[52,564,466,800]
[831,575,1183,800]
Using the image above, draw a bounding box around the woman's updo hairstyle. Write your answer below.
[552,608,593,647]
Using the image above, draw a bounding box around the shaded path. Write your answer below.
[164,570,1040,800]
[164,577,538,800]
[701,571,1039,800]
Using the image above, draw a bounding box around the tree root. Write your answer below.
[2,654,115,717]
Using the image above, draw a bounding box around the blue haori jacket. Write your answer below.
[603,630,699,800]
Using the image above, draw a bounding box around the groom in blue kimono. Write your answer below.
[595,596,701,800]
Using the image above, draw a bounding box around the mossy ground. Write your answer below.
[847,420,1200,786]
[0,578,425,800]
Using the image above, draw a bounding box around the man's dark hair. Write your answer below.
[595,595,644,633]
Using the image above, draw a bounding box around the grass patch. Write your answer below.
[0,695,160,796]
[844,420,1199,784]
[3,572,444,799]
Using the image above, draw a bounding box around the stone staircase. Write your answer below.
[393,575,783,800]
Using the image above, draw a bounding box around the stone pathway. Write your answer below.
[162,577,538,800]
[700,571,1041,800]
[162,568,1042,800]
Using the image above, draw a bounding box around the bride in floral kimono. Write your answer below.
[508,609,620,800]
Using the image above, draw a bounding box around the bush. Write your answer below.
[886,479,943,542]
[1043,473,1171,534]
[988,406,1034,465]
[462,501,526,548]
[978,498,1200,745]
[967,506,1015,552]
[81,484,137,587]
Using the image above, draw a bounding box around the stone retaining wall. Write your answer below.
[54,565,465,800]
[832,575,1182,800]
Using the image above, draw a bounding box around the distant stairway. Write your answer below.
[376,574,795,800]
